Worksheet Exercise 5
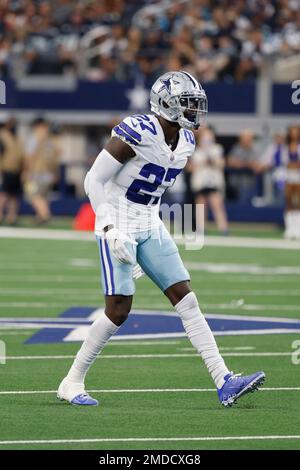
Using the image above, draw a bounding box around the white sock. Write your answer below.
[66,312,119,384]
[175,292,230,389]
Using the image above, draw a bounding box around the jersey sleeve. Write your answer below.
[111,115,149,152]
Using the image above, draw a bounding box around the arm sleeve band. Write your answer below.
[84,148,123,230]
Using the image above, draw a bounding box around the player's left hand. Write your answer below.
[133,264,144,280]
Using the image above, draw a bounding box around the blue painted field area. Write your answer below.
[0,306,295,344]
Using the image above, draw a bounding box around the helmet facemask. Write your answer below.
[178,93,208,130]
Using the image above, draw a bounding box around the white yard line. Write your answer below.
[104,340,183,346]
[206,303,300,312]
[1,227,300,250]
[203,236,300,250]
[0,227,95,242]
[185,262,300,275]
[182,346,256,351]
[0,387,299,396]
[202,312,300,323]
[0,435,299,445]
[0,352,294,360]
[2,288,300,296]
[212,329,300,335]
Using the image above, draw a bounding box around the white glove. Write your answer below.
[133,264,144,280]
[105,227,137,264]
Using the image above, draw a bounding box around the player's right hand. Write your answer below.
[133,264,144,280]
[105,227,137,264]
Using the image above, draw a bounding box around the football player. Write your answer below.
[58,71,265,407]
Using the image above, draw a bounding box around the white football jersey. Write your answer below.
[99,114,195,233]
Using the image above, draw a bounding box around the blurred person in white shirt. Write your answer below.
[189,127,228,235]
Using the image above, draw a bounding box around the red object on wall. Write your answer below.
[73,203,95,231]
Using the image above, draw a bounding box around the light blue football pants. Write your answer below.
[97,223,190,296]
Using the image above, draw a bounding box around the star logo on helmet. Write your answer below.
[159,76,180,94]
[160,77,172,93]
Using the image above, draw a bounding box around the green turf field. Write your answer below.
[0,230,299,450]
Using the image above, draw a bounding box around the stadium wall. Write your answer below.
[0,79,298,135]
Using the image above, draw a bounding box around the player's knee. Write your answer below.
[105,296,132,326]
[165,281,191,306]
[113,305,130,325]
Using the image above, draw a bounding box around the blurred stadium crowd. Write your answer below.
[0,0,299,82]
[0,117,299,229]
[0,0,299,231]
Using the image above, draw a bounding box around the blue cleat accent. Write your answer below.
[70,393,99,406]
[218,371,265,407]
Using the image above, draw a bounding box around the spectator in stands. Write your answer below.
[189,127,229,235]
[286,125,300,163]
[284,124,300,239]
[24,118,60,225]
[227,129,264,203]
[260,132,287,205]
[228,130,257,170]
[2,0,300,82]
[0,118,24,225]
